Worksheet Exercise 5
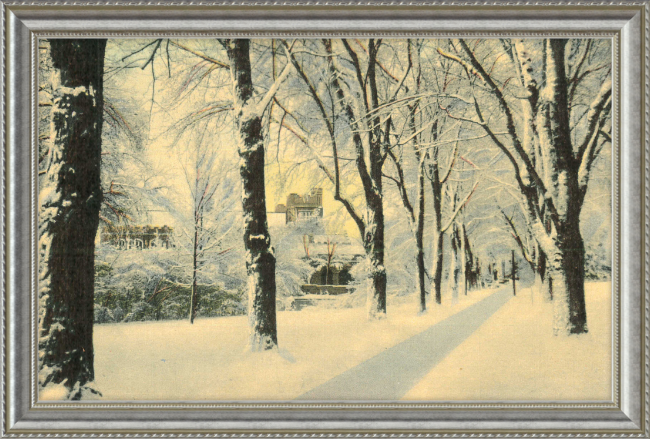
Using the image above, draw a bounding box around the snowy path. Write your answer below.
[295,287,512,400]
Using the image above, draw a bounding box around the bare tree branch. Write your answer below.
[442,181,479,232]
[499,207,535,269]
[386,148,416,225]
[169,41,230,69]
[575,78,612,164]
[255,42,296,115]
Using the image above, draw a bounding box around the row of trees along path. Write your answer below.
[38,38,611,399]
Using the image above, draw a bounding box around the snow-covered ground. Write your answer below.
[403,282,612,401]
[89,288,495,400]
[48,282,610,401]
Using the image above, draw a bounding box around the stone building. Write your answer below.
[274,188,323,224]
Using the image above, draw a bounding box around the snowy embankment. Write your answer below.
[403,281,612,401]
[49,282,610,401]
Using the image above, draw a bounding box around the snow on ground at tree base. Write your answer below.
[39,382,70,401]
[40,380,103,401]
[60,282,610,402]
[402,281,612,401]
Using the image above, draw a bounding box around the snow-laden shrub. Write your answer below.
[160,301,186,321]
[93,305,114,324]
[197,287,246,317]
[218,296,246,316]
[123,301,156,322]
[585,241,611,280]
[272,217,324,298]
[112,306,125,322]
[94,245,247,323]
[116,268,151,293]
[383,225,419,298]
[348,257,369,295]
[275,258,312,297]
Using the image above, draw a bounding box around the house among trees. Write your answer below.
[98,209,177,250]
[274,188,324,224]
[99,224,175,250]
[270,188,365,305]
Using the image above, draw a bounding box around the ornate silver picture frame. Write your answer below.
[3,0,648,436]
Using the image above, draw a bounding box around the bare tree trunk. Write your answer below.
[189,223,199,324]
[533,266,543,299]
[415,162,426,312]
[460,224,469,296]
[430,161,444,305]
[225,39,278,350]
[536,39,588,334]
[38,39,106,399]
[510,250,517,296]
[534,244,553,302]
[365,179,387,319]
[322,39,387,320]
[432,231,444,304]
[449,223,461,304]
[406,41,427,313]
[460,224,467,296]
[549,216,587,334]
[389,123,427,313]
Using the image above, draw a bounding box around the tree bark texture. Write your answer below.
[448,223,461,304]
[38,39,107,399]
[536,39,588,334]
[429,158,444,305]
[535,244,553,302]
[415,163,426,313]
[225,39,278,350]
[364,183,387,319]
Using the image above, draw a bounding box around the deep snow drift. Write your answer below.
[42,282,611,401]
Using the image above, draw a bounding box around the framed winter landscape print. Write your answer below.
[2,0,648,436]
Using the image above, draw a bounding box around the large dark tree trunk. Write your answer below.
[448,222,461,304]
[38,39,106,399]
[536,39,588,334]
[460,223,470,296]
[365,115,387,318]
[415,163,426,313]
[429,158,444,305]
[225,39,278,350]
[431,231,444,304]
[406,42,428,314]
[364,194,387,319]
[363,40,388,320]
[550,211,587,334]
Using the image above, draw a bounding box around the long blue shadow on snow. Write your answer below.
[295,287,512,401]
